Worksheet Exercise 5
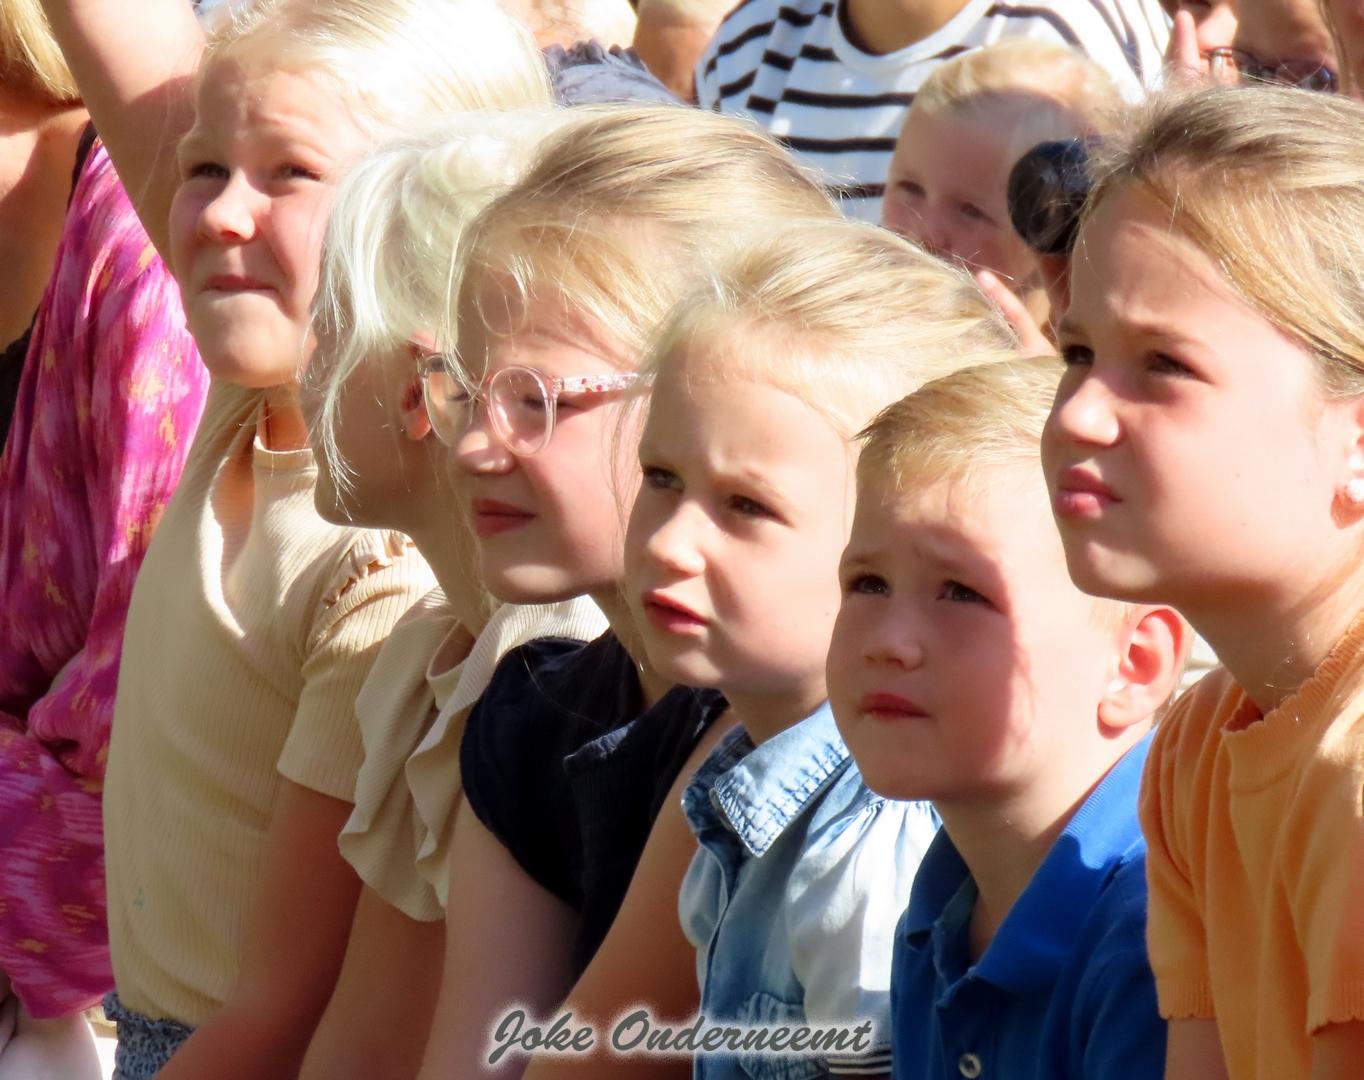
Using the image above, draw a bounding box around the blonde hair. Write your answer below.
[645,218,1019,439]
[911,39,1122,164]
[1083,84,1364,398]
[502,0,637,47]
[858,353,1061,493]
[308,109,565,496]
[453,104,838,374]
[201,0,552,140]
[0,0,80,106]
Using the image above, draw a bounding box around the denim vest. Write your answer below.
[680,703,939,1079]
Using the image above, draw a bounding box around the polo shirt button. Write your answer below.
[958,1052,983,1078]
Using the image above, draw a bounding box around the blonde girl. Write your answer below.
[36,0,551,1075]
[557,221,1015,1080]
[290,112,608,1079]
[1041,84,1364,1079]
[411,104,838,1080]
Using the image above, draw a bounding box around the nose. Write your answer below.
[197,172,263,243]
[859,604,925,672]
[640,500,707,579]
[1048,366,1122,448]
[453,402,514,476]
[914,206,957,261]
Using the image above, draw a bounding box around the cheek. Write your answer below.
[273,198,334,306]
[168,188,207,278]
[881,194,919,240]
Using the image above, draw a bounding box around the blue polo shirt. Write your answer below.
[889,735,1164,1080]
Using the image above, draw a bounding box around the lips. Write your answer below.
[858,691,929,721]
[1053,466,1119,518]
[470,497,535,537]
[201,273,273,293]
[640,590,707,634]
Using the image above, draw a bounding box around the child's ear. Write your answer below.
[1097,606,1188,732]
[1332,398,1364,518]
[400,375,433,442]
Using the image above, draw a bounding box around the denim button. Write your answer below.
[958,1051,983,1078]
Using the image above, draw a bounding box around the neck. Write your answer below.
[593,587,672,708]
[407,520,490,637]
[0,87,83,136]
[259,385,311,451]
[936,766,1107,961]
[841,0,973,54]
[723,684,827,746]
[1182,563,1364,714]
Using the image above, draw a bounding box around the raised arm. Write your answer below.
[37,0,204,258]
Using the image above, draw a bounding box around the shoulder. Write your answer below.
[1148,667,1243,780]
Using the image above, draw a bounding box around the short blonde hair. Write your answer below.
[309,109,565,494]
[1084,84,1364,399]
[0,0,80,106]
[858,353,1062,493]
[911,39,1122,164]
[201,0,552,140]
[453,104,838,374]
[645,218,1019,438]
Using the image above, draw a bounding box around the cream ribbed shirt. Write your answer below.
[103,383,436,1026]
[340,595,607,920]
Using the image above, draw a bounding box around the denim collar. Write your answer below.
[904,733,1153,995]
[684,702,851,858]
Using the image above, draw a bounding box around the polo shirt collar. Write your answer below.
[904,734,1153,996]
[706,702,850,858]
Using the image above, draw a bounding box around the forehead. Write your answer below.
[891,105,1019,181]
[1068,187,1243,326]
[189,53,368,148]
[1233,0,1337,64]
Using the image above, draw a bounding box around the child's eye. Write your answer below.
[1148,352,1196,378]
[727,494,774,519]
[278,163,323,182]
[184,161,229,181]
[844,573,889,597]
[960,202,994,225]
[939,580,988,604]
[1060,344,1094,367]
[897,180,926,200]
[642,466,681,493]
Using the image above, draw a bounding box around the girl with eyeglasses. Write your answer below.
[408,105,838,1080]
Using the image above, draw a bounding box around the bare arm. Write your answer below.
[300,885,444,1080]
[159,780,363,1080]
[1164,1019,1228,1080]
[417,800,579,1080]
[37,0,204,258]
[522,715,738,1080]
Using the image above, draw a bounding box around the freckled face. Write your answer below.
[169,57,374,388]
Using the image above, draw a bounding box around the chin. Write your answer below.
[191,319,306,388]
[1057,539,1163,604]
[481,563,588,607]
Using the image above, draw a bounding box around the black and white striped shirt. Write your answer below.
[697,0,1168,220]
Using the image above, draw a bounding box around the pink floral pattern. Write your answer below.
[0,140,207,1016]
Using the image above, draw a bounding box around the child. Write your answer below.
[881,40,1121,336]
[619,220,1016,1080]
[828,357,1186,1080]
[1042,84,1364,1078]
[39,0,553,1075]
[411,105,841,1080]
[291,114,610,1078]
[696,0,1162,222]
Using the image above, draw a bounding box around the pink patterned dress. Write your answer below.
[0,138,207,1017]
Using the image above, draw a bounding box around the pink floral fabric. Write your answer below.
[0,139,207,1016]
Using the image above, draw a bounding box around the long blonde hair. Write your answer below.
[0,0,80,106]
[1083,84,1364,397]
[452,104,838,375]
[645,218,1020,439]
[201,0,552,137]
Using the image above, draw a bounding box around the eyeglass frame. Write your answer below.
[416,351,640,455]
[1204,46,1338,93]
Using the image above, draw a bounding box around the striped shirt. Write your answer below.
[697,0,1168,220]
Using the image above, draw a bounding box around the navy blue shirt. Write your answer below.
[460,631,723,974]
[890,735,1165,1080]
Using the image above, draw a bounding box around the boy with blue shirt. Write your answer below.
[827,357,1188,1080]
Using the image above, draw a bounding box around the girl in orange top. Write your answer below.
[1042,84,1364,1080]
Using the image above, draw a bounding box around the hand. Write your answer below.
[974,269,1052,356]
[1165,9,1207,84]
